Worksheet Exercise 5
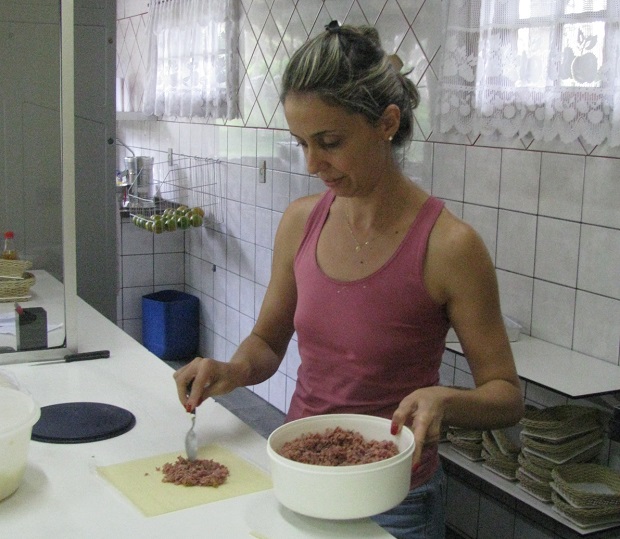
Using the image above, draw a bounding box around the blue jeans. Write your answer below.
[371,466,446,539]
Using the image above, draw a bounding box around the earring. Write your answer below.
[388,136,393,142]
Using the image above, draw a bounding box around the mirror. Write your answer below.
[0,0,77,364]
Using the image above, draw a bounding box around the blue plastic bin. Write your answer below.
[142,290,199,361]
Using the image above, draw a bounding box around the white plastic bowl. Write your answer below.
[267,414,415,520]
[0,387,40,501]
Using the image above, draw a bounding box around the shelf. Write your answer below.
[446,335,620,398]
[116,112,157,121]
[439,444,620,537]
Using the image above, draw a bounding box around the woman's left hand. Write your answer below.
[391,378,524,469]
[391,386,449,468]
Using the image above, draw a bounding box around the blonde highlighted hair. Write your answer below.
[280,24,419,147]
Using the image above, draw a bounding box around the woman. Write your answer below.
[175,22,524,539]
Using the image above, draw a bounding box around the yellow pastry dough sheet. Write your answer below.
[97,444,272,517]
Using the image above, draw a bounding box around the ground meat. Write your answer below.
[159,456,229,487]
[278,426,399,466]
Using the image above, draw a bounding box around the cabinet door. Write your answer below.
[445,475,480,538]
[74,1,117,322]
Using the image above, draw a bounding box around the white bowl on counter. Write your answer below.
[267,413,415,520]
[0,387,41,502]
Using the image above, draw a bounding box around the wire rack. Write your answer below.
[128,156,224,229]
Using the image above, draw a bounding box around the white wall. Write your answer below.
[117,0,620,403]
[0,2,63,279]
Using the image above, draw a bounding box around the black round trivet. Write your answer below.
[31,402,136,443]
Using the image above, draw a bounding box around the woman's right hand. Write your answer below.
[173,356,241,412]
[173,196,306,413]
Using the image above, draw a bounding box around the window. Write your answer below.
[436,0,620,146]
[142,0,240,120]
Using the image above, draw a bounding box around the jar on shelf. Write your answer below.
[2,231,18,260]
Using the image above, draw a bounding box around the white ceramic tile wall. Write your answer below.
[116,0,620,397]
[117,217,185,341]
[115,1,620,533]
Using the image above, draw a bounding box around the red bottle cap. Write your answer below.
[4,231,14,239]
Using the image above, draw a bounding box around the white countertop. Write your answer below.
[446,334,620,398]
[0,296,394,539]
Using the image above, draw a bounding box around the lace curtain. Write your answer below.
[435,0,620,147]
[142,0,239,119]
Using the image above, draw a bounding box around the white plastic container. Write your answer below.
[267,414,415,520]
[0,387,40,501]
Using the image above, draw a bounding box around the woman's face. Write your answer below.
[283,92,394,197]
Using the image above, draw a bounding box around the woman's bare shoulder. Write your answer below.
[274,193,325,254]
[433,208,487,261]
[287,192,324,214]
[281,193,324,232]
[426,207,494,303]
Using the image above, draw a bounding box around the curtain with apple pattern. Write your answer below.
[435,0,620,147]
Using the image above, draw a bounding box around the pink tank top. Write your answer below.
[288,190,450,488]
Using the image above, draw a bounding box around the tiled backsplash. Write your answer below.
[115,1,619,536]
[117,0,620,370]
[116,0,619,442]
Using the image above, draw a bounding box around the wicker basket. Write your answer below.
[517,467,553,502]
[520,405,601,431]
[522,442,604,467]
[522,423,602,443]
[551,464,620,509]
[521,428,603,458]
[447,427,483,441]
[447,430,483,446]
[482,449,519,480]
[482,432,501,455]
[447,432,483,461]
[520,442,602,471]
[522,406,602,442]
[0,272,35,301]
[0,259,32,279]
[491,427,522,456]
[482,461,518,481]
[483,447,518,469]
[518,452,554,481]
[451,444,484,461]
[482,432,518,463]
[551,491,620,528]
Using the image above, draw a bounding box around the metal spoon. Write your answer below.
[185,412,198,461]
